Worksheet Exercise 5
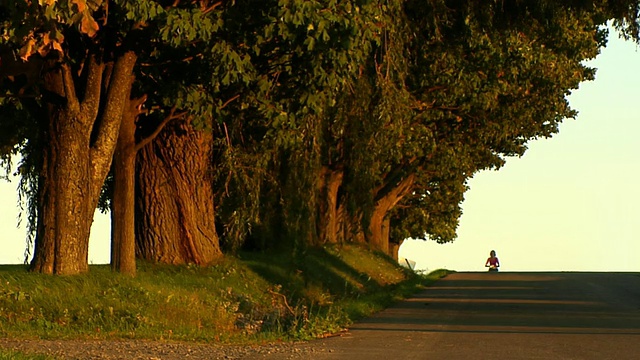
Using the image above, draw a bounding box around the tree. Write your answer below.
[374,0,640,257]
[0,0,141,274]
[131,0,383,262]
[110,1,245,271]
[0,0,232,274]
[209,0,387,253]
[135,118,222,265]
[298,0,640,258]
[3,0,639,274]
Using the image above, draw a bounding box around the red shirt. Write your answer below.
[486,257,499,267]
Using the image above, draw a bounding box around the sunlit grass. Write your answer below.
[0,246,450,344]
[0,349,59,360]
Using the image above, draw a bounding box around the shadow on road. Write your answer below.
[351,272,640,335]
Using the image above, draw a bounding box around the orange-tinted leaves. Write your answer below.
[80,12,100,37]
[70,0,87,12]
[18,39,36,61]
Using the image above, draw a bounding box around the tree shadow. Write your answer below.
[348,272,640,335]
[240,246,394,302]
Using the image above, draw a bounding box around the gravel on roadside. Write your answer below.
[0,338,329,360]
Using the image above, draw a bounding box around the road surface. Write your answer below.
[263,272,640,359]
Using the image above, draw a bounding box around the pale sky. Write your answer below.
[402,31,640,272]
[1,30,639,271]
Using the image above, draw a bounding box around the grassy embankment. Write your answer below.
[0,245,449,358]
[0,351,55,360]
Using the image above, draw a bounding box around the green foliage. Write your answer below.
[164,0,640,250]
[230,0,640,250]
[1,0,275,254]
[2,0,640,268]
[210,0,394,249]
[345,0,638,244]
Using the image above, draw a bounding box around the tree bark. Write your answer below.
[31,109,93,274]
[30,53,137,275]
[135,120,222,265]
[316,167,343,245]
[343,210,365,244]
[110,91,140,276]
[367,207,390,254]
[389,232,404,261]
[366,173,415,253]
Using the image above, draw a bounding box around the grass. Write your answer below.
[0,349,59,360]
[0,244,450,345]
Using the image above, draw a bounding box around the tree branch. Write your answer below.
[130,95,147,114]
[134,107,188,152]
[60,63,80,114]
[373,156,417,198]
[138,54,201,67]
[80,55,104,124]
[90,51,137,187]
[267,289,296,316]
[374,173,416,214]
[202,1,223,14]
[221,94,239,109]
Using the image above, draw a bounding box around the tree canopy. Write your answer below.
[1,0,639,273]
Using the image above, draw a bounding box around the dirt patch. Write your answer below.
[0,338,320,359]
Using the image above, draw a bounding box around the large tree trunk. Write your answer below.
[389,237,404,262]
[316,167,343,245]
[367,206,390,254]
[30,53,137,275]
[135,121,221,265]
[31,108,94,274]
[365,173,415,253]
[343,210,365,244]
[110,92,139,276]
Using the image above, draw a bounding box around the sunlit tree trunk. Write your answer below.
[135,121,222,265]
[30,53,137,275]
[316,167,344,245]
[389,237,404,262]
[387,221,402,261]
[365,173,415,254]
[367,206,390,254]
[110,91,140,276]
[31,108,94,274]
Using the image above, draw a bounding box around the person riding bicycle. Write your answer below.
[485,250,500,272]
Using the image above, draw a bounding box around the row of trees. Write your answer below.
[1,0,638,275]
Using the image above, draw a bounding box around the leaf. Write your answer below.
[80,12,100,37]
[51,40,64,53]
[18,39,37,61]
[71,0,87,13]
[36,32,61,56]
[50,28,65,42]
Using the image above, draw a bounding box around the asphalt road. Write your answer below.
[261,272,640,360]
